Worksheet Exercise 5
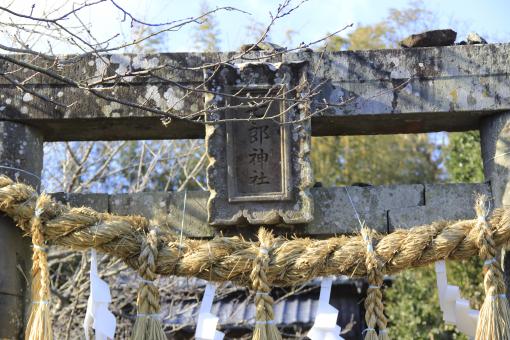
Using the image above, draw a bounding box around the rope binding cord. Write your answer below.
[0,165,41,181]
[1,175,510,339]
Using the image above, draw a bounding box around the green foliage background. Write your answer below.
[312,108,487,336]
[386,131,484,340]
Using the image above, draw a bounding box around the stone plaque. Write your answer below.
[205,61,313,225]
[226,86,291,202]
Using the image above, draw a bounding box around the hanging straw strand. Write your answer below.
[25,194,53,340]
[131,230,166,340]
[362,228,389,340]
[251,228,281,340]
[474,195,510,340]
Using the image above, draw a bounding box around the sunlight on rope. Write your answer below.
[0,176,509,339]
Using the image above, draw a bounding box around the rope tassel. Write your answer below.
[475,195,510,340]
[362,228,389,340]
[131,230,166,340]
[26,194,53,340]
[251,228,281,340]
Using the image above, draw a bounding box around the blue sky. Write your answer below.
[6,0,509,53]
[99,0,510,51]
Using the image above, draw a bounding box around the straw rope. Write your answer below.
[2,175,510,288]
[474,196,510,339]
[362,228,389,340]
[251,229,281,340]
[25,194,53,340]
[131,230,166,339]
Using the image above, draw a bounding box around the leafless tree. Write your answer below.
[0,1,367,338]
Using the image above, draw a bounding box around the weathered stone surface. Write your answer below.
[0,86,202,141]
[0,51,279,86]
[109,192,170,217]
[51,192,109,212]
[0,294,23,339]
[165,191,212,237]
[239,42,286,52]
[0,122,42,338]
[480,111,510,295]
[426,183,490,209]
[0,122,43,189]
[54,183,493,237]
[21,182,494,236]
[109,192,212,237]
[205,61,313,225]
[399,29,457,48]
[287,43,510,135]
[480,112,510,208]
[0,215,30,296]
[388,183,490,230]
[306,184,424,234]
[1,43,510,140]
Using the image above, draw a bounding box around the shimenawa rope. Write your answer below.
[25,194,53,340]
[1,176,510,338]
[3,176,510,285]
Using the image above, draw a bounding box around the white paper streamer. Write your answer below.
[84,249,117,340]
[435,260,479,338]
[307,277,345,340]
[195,283,224,340]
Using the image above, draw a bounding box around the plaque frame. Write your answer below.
[204,61,313,226]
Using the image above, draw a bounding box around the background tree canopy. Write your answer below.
[313,1,442,188]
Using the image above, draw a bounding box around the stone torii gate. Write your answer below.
[0,42,509,338]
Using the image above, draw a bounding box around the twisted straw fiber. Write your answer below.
[131,230,166,340]
[2,175,510,287]
[362,228,388,340]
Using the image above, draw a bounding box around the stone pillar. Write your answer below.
[480,112,510,295]
[0,122,43,339]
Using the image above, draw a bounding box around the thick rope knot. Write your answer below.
[136,230,160,316]
[250,228,281,340]
[362,228,389,340]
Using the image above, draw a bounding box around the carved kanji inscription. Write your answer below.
[226,87,291,202]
